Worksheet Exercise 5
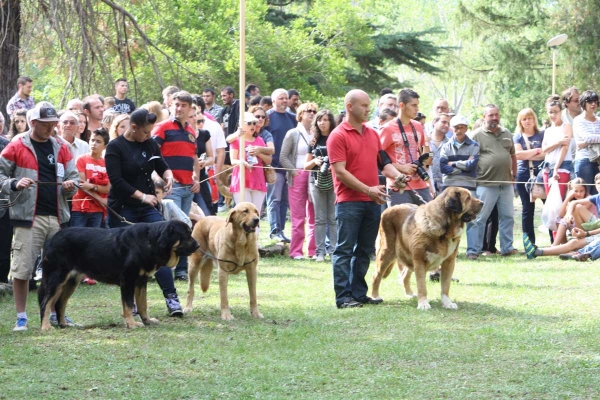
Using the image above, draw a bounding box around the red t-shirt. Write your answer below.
[152,118,197,185]
[327,121,381,203]
[379,118,428,189]
[71,154,108,213]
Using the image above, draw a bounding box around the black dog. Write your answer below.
[38,220,199,330]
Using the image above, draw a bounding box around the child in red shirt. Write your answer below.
[70,128,111,228]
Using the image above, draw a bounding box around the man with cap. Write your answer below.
[428,115,480,280]
[0,101,79,331]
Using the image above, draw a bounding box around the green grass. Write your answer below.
[1,201,600,399]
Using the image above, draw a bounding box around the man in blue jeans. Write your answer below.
[327,89,407,309]
[152,91,200,280]
[266,88,296,242]
[467,104,518,259]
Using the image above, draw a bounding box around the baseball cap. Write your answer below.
[30,102,60,122]
[244,112,258,123]
[450,114,469,127]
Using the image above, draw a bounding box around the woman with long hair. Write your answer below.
[109,114,131,141]
[7,109,28,140]
[514,108,545,245]
[280,102,318,260]
[541,95,575,199]
[304,109,337,261]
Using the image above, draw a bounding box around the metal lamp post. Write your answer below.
[547,34,568,95]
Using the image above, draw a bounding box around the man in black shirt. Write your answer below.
[112,78,136,114]
[0,102,79,331]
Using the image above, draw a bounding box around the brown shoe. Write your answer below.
[501,249,519,257]
[466,253,479,260]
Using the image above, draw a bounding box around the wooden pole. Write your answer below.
[552,47,557,95]
[238,0,246,202]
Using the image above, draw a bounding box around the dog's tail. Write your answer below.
[199,261,214,293]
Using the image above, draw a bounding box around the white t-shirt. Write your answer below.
[295,124,312,169]
[572,114,600,160]
[543,125,574,166]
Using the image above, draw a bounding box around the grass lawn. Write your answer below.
[1,199,600,399]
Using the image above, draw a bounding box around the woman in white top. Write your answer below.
[542,95,575,198]
[280,103,318,259]
[572,90,600,194]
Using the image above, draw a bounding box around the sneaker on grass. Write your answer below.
[49,314,81,327]
[13,317,28,331]
[166,293,183,317]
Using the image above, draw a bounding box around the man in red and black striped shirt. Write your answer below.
[152,91,200,279]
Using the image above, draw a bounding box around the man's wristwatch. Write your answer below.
[93,185,98,192]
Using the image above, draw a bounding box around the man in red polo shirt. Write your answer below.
[327,89,407,309]
[152,90,200,280]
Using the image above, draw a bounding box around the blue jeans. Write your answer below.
[108,205,176,297]
[166,182,194,215]
[575,158,599,195]
[581,238,600,260]
[467,185,515,255]
[267,172,289,236]
[70,212,104,228]
[332,201,381,305]
[516,169,538,245]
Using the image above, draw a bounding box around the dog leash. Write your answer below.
[33,181,135,225]
[195,246,256,273]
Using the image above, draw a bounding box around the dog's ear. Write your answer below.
[226,209,236,226]
[157,221,176,255]
[445,190,463,214]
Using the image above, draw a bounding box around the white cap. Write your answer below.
[244,111,258,123]
[450,114,469,127]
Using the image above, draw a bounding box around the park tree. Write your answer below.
[0,0,21,117]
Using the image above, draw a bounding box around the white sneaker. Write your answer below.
[217,205,227,213]
[311,255,318,260]
[292,256,304,260]
[315,255,325,262]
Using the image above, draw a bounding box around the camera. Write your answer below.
[412,153,430,181]
[320,156,330,174]
[312,146,330,174]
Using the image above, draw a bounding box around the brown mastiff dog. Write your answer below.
[184,202,263,320]
[371,187,483,310]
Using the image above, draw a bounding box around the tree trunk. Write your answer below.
[0,0,21,121]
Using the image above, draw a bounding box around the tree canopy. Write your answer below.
[2,0,599,126]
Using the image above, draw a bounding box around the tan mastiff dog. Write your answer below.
[184,202,263,320]
[371,187,483,310]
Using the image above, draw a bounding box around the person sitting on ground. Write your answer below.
[153,178,195,228]
[550,177,594,246]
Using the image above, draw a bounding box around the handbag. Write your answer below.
[522,135,546,200]
[263,165,276,185]
[314,167,333,191]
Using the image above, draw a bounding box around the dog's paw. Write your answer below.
[441,295,458,310]
[251,310,264,319]
[126,321,145,329]
[40,323,53,331]
[221,311,235,321]
[143,318,160,325]
[182,306,193,314]
[417,300,431,310]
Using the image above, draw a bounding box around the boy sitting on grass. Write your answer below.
[154,179,204,227]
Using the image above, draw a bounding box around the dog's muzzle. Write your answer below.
[176,239,200,256]
[243,217,260,233]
